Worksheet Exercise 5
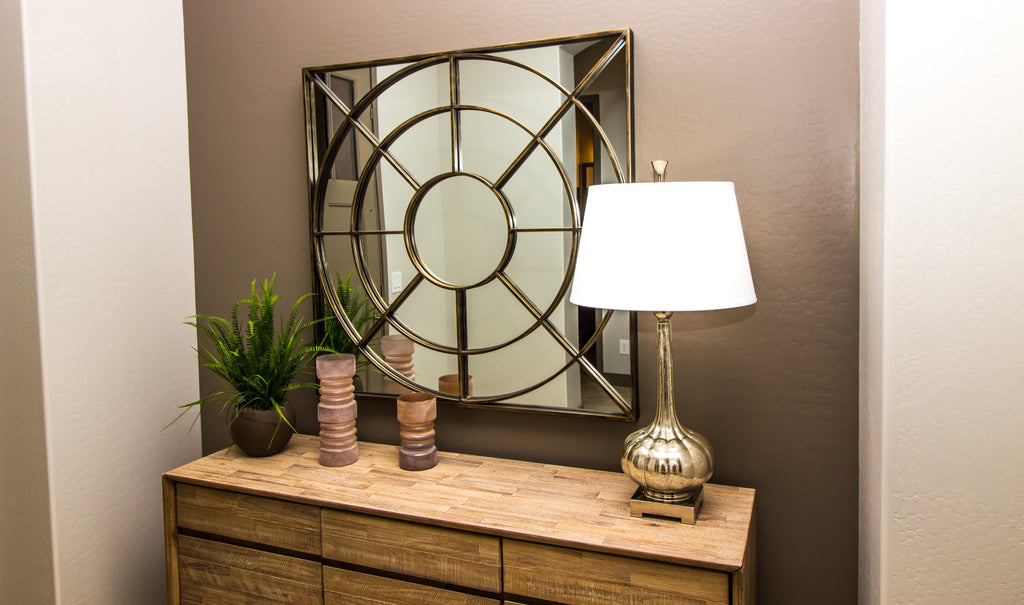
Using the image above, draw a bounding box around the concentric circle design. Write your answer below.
[405,172,513,290]
[306,37,632,409]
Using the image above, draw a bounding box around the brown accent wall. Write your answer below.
[184,2,858,604]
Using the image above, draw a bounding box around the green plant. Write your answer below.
[175,275,322,434]
[321,268,379,360]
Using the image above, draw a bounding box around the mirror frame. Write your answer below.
[303,30,637,420]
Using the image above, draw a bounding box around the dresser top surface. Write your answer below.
[165,435,754,571]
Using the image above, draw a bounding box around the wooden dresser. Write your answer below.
[163,435,756,604]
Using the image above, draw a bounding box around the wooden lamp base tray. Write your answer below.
[629,486,704,524]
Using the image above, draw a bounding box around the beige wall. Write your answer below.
[2,0,200,601]
[184,2,859,603]
[861,2,1024,602]
[859,0,885,601]
[0,0,54,600]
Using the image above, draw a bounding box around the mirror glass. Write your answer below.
[304,30,636,418]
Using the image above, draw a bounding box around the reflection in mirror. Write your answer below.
[304,30,636,418]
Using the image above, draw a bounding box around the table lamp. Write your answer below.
[570,161,756,522]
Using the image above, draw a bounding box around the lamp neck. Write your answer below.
[654,311,682,429]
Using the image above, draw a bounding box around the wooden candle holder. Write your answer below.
[396,393,437,471]
[316,354,358,467]
[381,335,415,395]
[438,373,473,398]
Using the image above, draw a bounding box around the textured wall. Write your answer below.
[9,1,201,601]
[184,1,859,603]
[0,0,55,600]
[862,2,1024,602]
[859,0,885,601]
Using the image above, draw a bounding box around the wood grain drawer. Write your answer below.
[324,566,499,605]
[503,540,731,605]
[321,509,501,593]
[176,484,320,555]
[178,534,321,604]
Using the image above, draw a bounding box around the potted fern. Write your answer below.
[321,269,380,388]
[179,275,321,456]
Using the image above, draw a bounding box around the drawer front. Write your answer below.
[503,540,731,605]
[176,483,320,555]
[324,566,499,605]
[322,509,501,593]
[178,535,321,604]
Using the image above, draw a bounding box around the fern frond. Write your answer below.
[321,268,380,358]
[175,273,320,423]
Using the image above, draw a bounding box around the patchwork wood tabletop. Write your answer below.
[165,434,755,572]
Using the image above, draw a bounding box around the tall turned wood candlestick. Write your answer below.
[381,334,415,395]
[396,393,437,471]
[316,353,358,467]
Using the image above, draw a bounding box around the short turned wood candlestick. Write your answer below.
[396,393,437,471]
[316,354,358,467]
[381,335,416,395]
[438,373,473,398]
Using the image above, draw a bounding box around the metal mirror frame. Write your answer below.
[303,29,637,419]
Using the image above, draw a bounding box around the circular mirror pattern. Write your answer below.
[305,32,634,415]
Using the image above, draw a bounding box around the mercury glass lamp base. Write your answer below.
[629,486,704,524]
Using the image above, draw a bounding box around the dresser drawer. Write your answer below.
[178,535,321,604]
[176,484,320,555]
[321,509,501,593]
[324,566,499,605]
[503,540,731,605]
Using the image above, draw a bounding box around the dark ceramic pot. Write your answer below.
[228,402,296,457]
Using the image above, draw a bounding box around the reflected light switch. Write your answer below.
[619,339,629,355]
[390,271,403,294]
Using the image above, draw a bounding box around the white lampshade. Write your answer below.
[570,181,756,312]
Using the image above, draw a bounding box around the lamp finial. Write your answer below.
[651,160,668,182]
